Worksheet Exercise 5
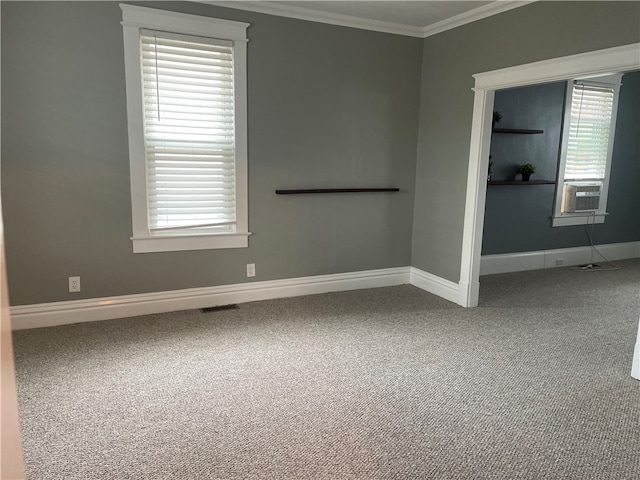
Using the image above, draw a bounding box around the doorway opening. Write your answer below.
[458,43,640,307]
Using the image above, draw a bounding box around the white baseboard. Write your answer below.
[13,241,634,330]
[480,241,640,276]
[11,267,412,330]
[409,267,462,306]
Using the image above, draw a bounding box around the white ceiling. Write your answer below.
[271,1,493,28]
[204,1,532,37]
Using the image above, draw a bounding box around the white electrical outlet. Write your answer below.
[555,259,564,266]
[246,263,255,278]
[69,276,81,292]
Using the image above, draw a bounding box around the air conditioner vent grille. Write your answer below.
[561,182,602,213]
[575,194,600,211]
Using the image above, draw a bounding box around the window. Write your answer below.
[552,74,623,227]
[121,5,250,252]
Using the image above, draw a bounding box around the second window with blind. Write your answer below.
[552,73,623,227]
[121,5,250,252]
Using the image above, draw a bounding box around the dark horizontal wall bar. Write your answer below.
[275,188,400,195]
[492,128,544,134]
[487,180,555,186]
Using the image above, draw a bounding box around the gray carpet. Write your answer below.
[13,259,640,479]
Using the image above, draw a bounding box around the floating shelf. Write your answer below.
[275,188,400,195]
[488,180,555,185]
[493,128,544,134]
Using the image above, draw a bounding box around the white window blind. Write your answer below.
[141,31,237,235]
[563,82,615,181]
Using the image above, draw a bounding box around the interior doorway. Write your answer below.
[458,43,640,308]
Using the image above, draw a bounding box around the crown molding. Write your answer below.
[421,1,536,38]
[198,1,425,37]
[196,1,535,38]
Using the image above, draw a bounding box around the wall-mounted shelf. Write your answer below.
[493,128,544,134]
[488,180,555,185]
[275,188,400,195]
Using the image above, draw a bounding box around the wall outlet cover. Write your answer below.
[69,276,81,293]
[246,264,255,278]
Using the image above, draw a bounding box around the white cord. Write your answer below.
[570,211,620,272]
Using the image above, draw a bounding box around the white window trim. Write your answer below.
[552,73,623,227]
[120,4,250,253]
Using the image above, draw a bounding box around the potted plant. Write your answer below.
[493,111,502,130]
[517,163,536,181]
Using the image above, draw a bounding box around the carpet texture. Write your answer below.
[13,259,640,479]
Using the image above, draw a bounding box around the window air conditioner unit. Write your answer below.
[561,182,602,213]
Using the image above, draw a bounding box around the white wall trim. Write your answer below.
[459,89,494,308]
[197,1,532,39]
[120,3,250,40]
[480,242,640,276]
[552,213,607,228]
[421,1,535,38]
[11,264,469,330]
[200,1,424,37]
[473,43,640,91]
[120,4,250,254]
[131,232,250,253]
[409,267,462,306]
[11,267,411,330]
[460,42,640,307]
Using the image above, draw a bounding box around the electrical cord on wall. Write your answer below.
[570,211,620,272]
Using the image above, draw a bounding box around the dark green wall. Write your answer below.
[489,82,565,184]
[412,1,640,282]
[482,72,640,255]
[482,73,640,255]
[1,1,423,305]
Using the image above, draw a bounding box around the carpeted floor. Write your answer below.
[12,259,640,479]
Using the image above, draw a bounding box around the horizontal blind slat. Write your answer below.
[563,83,614,181]
[142,32,237,234]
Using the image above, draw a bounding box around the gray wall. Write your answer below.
[1,1,423,305]
[3,1,640,306]
[412,1,640,282]
[482,73,640,255]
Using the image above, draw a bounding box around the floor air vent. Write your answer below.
[200,304,239,313]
